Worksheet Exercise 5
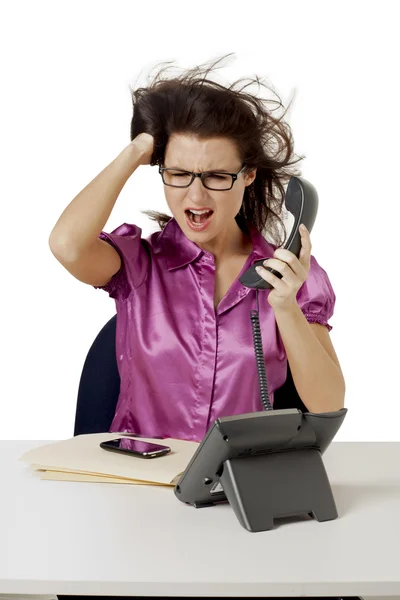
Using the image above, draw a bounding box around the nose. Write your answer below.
[187,175,209,200]
[187,177,207,206]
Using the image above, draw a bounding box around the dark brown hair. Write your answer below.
[129,53,305,247]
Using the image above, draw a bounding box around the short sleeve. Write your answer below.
[296,254,336,331]
[93,222,149,301]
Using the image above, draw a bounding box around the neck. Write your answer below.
[196,219,252,262]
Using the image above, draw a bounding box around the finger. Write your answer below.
[299,224,312,246]
[267,256,301,284]
[255,265,286,291]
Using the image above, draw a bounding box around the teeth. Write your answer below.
[188,209,212,215]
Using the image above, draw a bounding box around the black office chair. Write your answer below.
[73,313,310,436]
[68,315,361,600]
[73,314,121,436]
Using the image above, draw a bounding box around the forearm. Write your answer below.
[273,303,345,413]
[49,143,143,260]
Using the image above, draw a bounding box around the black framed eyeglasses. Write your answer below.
[158,164,247,191]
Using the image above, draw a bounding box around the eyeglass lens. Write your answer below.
[162,169,233,190]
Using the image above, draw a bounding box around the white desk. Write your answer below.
[0,440,399,598]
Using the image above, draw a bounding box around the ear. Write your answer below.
[244,168,257,187]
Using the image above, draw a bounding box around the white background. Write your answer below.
[1,0,398,440]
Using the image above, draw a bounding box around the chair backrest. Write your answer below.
[73,314,307,436]
[273,359,308,412]
[74,314,120,436]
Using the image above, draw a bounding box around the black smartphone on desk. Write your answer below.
[100,438,171,458]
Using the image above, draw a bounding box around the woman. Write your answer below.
[49,53,346,600]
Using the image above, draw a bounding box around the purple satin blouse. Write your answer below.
[94,217,336,442]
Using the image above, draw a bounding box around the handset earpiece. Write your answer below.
[239,176,319,290]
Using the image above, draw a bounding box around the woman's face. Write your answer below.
[161,133,256,249]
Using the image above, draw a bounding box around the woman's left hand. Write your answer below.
[255,224,312,312]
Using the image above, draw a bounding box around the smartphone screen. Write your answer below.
[100,438,171,458]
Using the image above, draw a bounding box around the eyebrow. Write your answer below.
[165,166,232,172]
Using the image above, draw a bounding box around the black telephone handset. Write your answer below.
[239,176,319,289]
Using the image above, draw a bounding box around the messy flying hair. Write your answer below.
[129,53,305,247]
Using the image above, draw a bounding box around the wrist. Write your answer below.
[272,301,300,317]
[119,143,144,172]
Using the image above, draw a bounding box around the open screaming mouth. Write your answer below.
[185,209,214,224]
